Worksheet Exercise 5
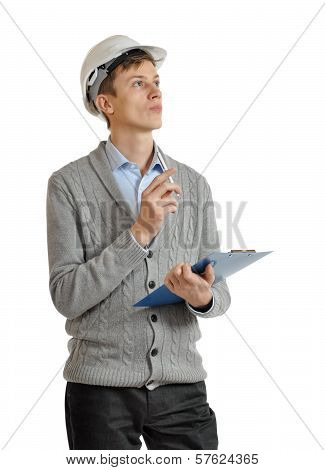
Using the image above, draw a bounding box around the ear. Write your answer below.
[96,94,114,116]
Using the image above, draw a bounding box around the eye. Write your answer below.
[133,80,161,87]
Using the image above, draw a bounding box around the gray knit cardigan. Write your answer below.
[46,140,231,390]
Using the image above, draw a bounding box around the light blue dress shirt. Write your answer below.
[105,135,214,314]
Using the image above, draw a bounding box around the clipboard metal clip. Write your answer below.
[230,250,256,252]
[229,249,256,257]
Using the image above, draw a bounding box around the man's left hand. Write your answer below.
[164,262,215,308]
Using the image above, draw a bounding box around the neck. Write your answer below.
[109,128,155,176]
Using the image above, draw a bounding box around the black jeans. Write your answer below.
[65,380,219,450]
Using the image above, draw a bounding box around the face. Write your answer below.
[97,60,162,131]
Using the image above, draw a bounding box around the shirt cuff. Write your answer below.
[129,229,150,254]
[186,290,215,314]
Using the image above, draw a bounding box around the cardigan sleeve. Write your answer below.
[46,175,149,320]
[185,177,231,319]
[185,288,214,314]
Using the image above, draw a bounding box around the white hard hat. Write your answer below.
[80,35,167,121]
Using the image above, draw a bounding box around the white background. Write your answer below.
[1,0,324,468]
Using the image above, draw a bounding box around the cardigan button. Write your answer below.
[148,280,156,289]
[151,348,158,356]
[147,250,153,258]
[151,314,157,322]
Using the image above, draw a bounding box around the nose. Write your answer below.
[149,85,161,100]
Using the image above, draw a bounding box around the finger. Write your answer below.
[207,262,215,279]
[165,263,185,289]
[170,271,181,287]
[165,277,175,291]
[161,189,173,199]
[182,263,195,282]
[201,263,215,284]
[155,182,182,199]
[158,196,178,208]
[142,168,177,195]
[173,263,185,277]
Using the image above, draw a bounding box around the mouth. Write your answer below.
[149,106,162,112]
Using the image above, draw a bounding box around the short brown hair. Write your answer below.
[96,49,156,129]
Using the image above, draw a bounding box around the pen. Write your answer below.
[157,149,180,198]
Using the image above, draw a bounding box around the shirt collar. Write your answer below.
[105,135,163,173]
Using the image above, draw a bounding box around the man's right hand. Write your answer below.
[130,168,182,247]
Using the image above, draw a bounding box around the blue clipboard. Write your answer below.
[133,250,273,307]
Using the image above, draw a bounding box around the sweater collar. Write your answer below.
[105,135,163,174]
[88,140,179,251]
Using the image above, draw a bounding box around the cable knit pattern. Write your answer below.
[182,169,198,367]
[46,140,231,390]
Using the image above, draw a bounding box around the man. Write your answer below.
[46,35,231,450]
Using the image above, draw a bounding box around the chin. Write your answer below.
[152,117,163,128]
[142,119,162,131]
